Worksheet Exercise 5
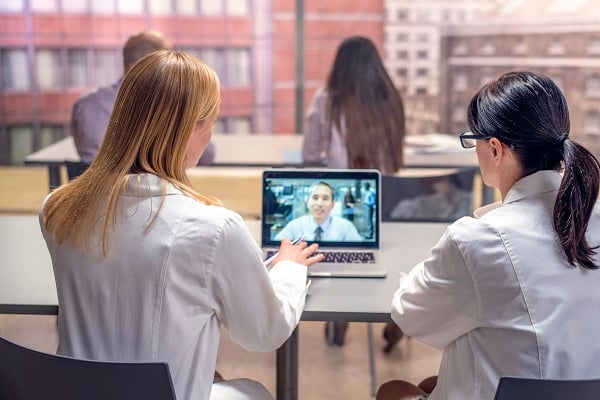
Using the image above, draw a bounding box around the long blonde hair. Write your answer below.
[44,50,221,255]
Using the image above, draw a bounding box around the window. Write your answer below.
[200,48,225,82]
[39,124,66,148]
[62,0,88,13]
[415,87,427,96]
[396,50,408,60]
[397,33,408,42]
[513,40,528,55]
[91,0,116,14]
[201,0,223,15]
[584,111,600,135]
[176,0,197,15]
[397,9,408,21]
[416,50,428,59]
[93,49,119,87]
[30,0,58,12]
[227,116,252,133]
[0,0,24,12]
[416,33,429,43]
[587,37,600,55]
[2,49,30,90]
[452,43,468,56]
[150,0,172,15]
[226,0,248,15]
[452,73,468,92]
[396,68,407,78]
[479,75,494,87]
[36,49,62,89]
[416,68,428,77]
[452,105,464,123]
[227,48,251,86]
[547,38,565,56]
[67,49,88,87]
[8,125,33,165]
[586,76,600,98]
[480,42,495,56]
[117,0,143,14]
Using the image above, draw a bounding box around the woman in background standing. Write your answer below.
[302,36,406,350]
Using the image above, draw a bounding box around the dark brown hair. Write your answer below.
[326,36,405,174]
[468,71,600,269]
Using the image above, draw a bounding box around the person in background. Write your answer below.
[41,50,323,400]
[302,35,406,349]
[71,30,215,165]
[275,181,361,242]
[342,187,356,222]
[377,71,600,400]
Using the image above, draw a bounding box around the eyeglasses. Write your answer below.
[459,131,489,149]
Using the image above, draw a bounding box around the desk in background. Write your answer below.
[0,215,448,400]
[25,134,479,188]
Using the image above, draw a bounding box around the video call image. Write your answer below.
[264,178,377,244]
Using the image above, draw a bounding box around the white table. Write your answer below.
[0,215,448,399]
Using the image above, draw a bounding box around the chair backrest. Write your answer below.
[65,161,90,181]
[0,336,177,400]
[381,167,478,222]
[494,376,600,400]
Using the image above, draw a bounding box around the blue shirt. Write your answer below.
[275,215,362,241]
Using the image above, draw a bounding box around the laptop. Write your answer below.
[261,168,385,278]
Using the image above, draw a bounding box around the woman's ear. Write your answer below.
[488,137,504,166]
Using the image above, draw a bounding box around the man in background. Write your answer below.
[71,30,215,165]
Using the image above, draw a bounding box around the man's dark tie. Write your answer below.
[314,226,323,242]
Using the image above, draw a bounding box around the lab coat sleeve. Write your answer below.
[391,225,479,349]
[302,89,327,165]
[210,214,308,352]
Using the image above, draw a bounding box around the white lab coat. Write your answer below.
[40,174,309,400]
[392,170,600,400]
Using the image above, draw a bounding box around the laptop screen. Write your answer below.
[262,169,380,248]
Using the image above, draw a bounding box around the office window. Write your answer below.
[415,87,427,96]
[452,105,464,123]
[397,33,408,42]
[2,49,30,90]
[150,0,172,15]
[479,75,494,87]
[201,0,223,15]
[396,50,408,60]
[91,0,116,14]
[416,33,429,43]
[452,73,468,92]
[117,0,143,14]
[513,40,528,55]
[39,124,66,148]
[452,42,468,56]
[588,37,600,55]
[416,50,428,59]
[227,48,250,87]
[67,49,88,87]
[62,0,88,13]
[547,38,565,56]
[94,49,119,87]
[0,0,24,12]
[584,111,600,135]
[226,0,248,15]
[416,68,428,77]
[480,42,495,56]
[8,125,33,165]
[396,68,407,78]
[176,0,197,15]
[36,49,62,89]
[213,119,225,134]
[200,48,225,83]
[397,9,408,21]
[586,76,600,98]
[31,0,58,12]
[228,116,252,133]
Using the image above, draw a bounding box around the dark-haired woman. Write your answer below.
[377,71,600,400]
[302,36,406,349]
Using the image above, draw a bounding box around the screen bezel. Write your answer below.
[261,169,380,249]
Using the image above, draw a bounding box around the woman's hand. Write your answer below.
[273,239,324,267]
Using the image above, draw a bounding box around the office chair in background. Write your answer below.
[493,376,600,400]
[0,335,177,400]
[65,161,90,181]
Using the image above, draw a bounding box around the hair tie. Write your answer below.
[555,133,568,148]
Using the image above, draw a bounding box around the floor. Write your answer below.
[0,315,442,399]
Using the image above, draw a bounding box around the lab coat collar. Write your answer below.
[503,170,562,205]
[122,173,182,197]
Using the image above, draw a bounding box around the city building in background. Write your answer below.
[383,0,500,136]
[0,0,384,165]
[440,0,600,158]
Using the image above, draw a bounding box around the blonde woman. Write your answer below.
[41,51,322,400]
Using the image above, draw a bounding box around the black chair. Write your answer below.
[65,161,90,181]
[494,376,600,400]
[0,335,177,400]
[382,167,478,222]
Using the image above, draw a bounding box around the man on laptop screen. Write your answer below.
[275,181,361,242]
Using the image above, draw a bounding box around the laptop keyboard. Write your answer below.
[265,250,376,264]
